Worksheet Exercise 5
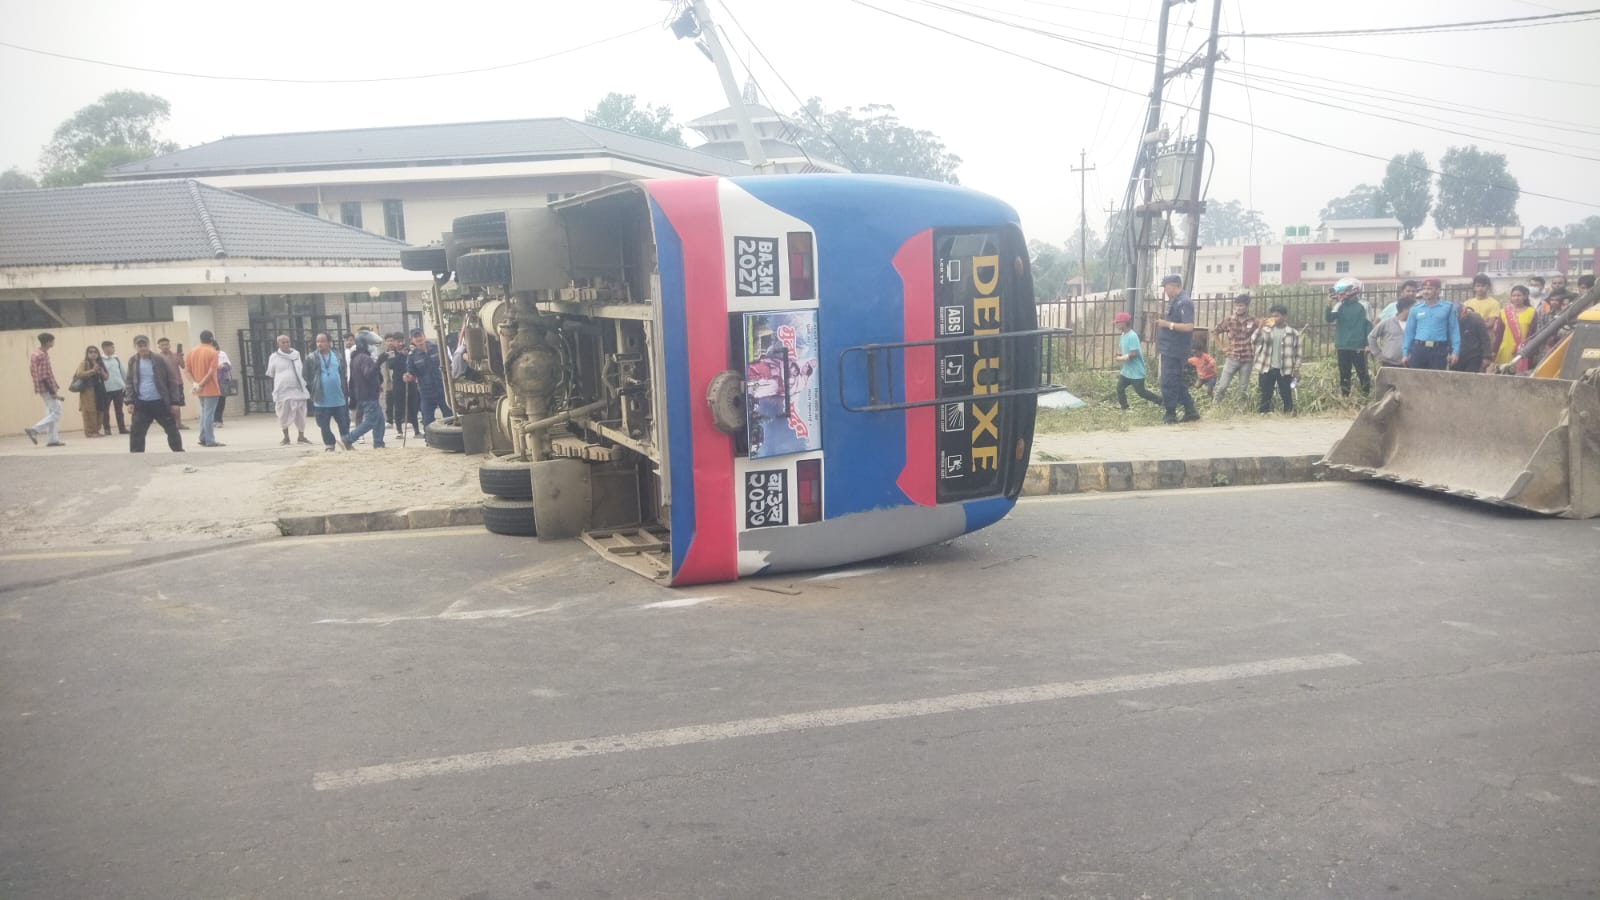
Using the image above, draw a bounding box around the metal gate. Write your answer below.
[239,316,344,414]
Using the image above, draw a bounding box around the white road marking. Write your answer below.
[639,596,720,610]
[1442,620,1501,637]
[312,652,1361,791]
[315,596,562,625]
[1024,482,1344,504]
[0,548,133,562]
[808,566,890,581]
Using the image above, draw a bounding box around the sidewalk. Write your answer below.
[0,412,484,551]
[0,410,1362,552]
[1024,415,1356,496]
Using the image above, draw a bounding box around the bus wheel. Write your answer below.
[424,419,465,453]
[450,211,510,251]
[481,498,537,537]
[479,456,534,500]
[399,245,447,273]
[456,250,512,288]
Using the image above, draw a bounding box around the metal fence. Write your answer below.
[1036,284,1472,371]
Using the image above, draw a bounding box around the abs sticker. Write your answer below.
[744,469,789,528]
[735,236,781,297]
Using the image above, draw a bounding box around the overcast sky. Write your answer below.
[3,0,1596,246]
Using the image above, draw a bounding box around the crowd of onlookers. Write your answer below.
[22,328,452,453]
[1111,271,1593,418]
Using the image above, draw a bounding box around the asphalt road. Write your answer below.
[2,483,1597,899]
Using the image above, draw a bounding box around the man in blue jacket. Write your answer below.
[405,328,452,428]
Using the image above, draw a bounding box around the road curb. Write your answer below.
[276,504,485,537]
[1022,454,1351,497]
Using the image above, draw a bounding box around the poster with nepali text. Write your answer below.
[743,310,822,459]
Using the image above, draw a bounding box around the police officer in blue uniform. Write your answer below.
[1154,274,1201,424]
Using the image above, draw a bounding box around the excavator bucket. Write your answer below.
[1322,368,1600,518]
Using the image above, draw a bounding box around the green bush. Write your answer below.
[1036,358,1366,433]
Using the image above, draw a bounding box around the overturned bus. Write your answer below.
[403,175,1068,585]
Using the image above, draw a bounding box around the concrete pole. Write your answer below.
[690,0,771,172]
[1124,0,1176,318]
[1181,0,1224,293]
[1071,149,1095,298]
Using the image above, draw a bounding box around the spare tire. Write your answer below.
[399,245,448,274]
[451,211,509,250]
[425,419,465,453]
[482,498,537,537]
[479,455,534,500]
[456,250,513,288]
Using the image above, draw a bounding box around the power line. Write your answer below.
[1254,34,1600,88]
[711,1,865,172]
[0,24,657,84]
[895,0,1600,159]
[903,0,1600,134]
[1230,7,1600,39]
[843,0,1600,211]
[1212,71,1600,162]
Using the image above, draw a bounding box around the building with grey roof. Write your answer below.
[0,180,429,425]
[107,116,755,248]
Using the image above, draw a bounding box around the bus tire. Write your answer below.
[399,245,448,274]
[456,250,513,288]
[450,211,509,250]
[425,419,465,453]
[479,456,534,500]
[482,498,537,537]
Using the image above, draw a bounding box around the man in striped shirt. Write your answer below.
[23,332,66,447]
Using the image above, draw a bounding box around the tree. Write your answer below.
[1319,184,1389,223]
[1525,225,1565,248]
[1560,216,1600,247]
[0,167,38,190]
[1197,199,1271,244]
[39,90,179,187]
[1381,151,1431,238]
[1433,145,1519,229]
[1029,240,1072,301]
[791,98,961,183]
[583,93,685,146]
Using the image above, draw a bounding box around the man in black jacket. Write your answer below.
[123,335,184,453]
[342,331,387,449]
[1452,303,1492,374]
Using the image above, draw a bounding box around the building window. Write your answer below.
[1301,262,1308,272]
[1374,253,1390,265]
[340,202,363,228]
[1421,258,1446,268]
[1205,265,1212,274]
[1314,261,1326,272]
[382,200,405,240]
[1580,258,1594,271]
[1229,264,1235,273]
[294,202,318,217]
[1260,263,1281,273]
[1169,266,1182,276]
[1336,261,1350,274]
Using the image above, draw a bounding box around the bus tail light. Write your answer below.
[796,458,822,524]
[788,232,816,301]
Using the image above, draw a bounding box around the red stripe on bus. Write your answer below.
[646,179,739,585]
[894,229,936,507]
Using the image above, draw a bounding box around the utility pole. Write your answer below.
[1180,0,1225,292]
[1123,0,1180,318]
[686,0,771,172]
[1070,150,1096,298]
